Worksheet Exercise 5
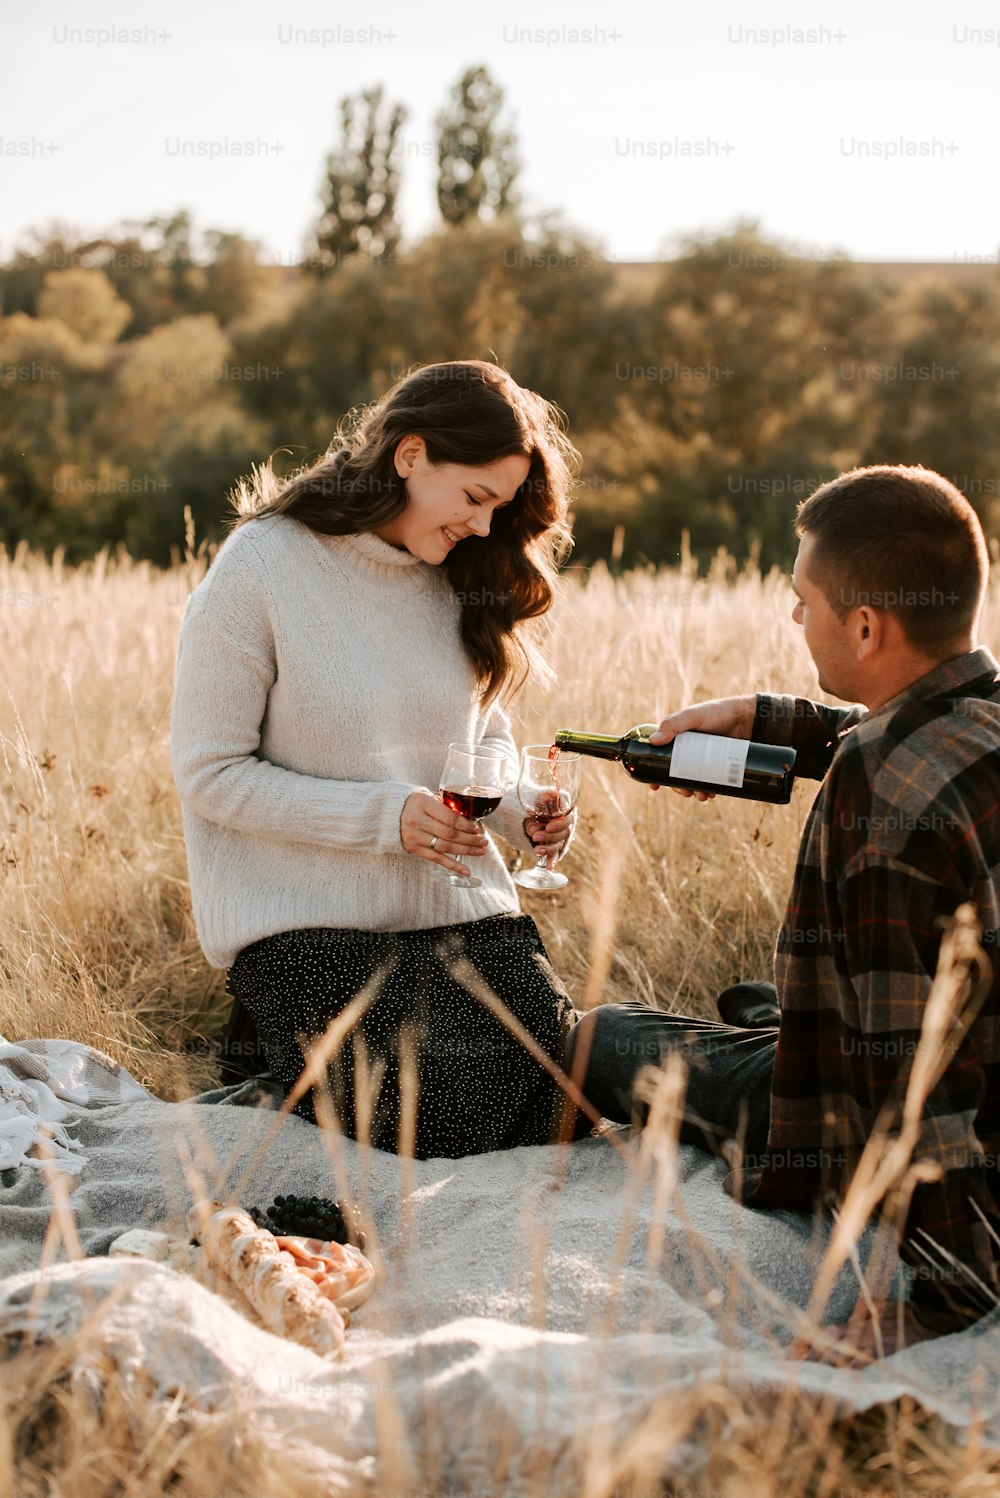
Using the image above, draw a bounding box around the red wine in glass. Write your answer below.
[441,787,504,820]
[514,745,581,891]
[526,790,563,829]
[430,742,508,889]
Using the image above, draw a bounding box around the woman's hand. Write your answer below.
[523,808,576,870]
[401,790,488,878]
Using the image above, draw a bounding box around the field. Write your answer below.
[1,524,998,1495]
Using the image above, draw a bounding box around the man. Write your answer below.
[565,464,1000,1358]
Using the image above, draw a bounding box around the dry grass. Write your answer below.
[0,524,998,1495]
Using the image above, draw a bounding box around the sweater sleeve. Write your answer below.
[170,607,421,854]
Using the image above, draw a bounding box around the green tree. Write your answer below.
[141,209,200,305]
[198,230,274,327]
[435,66,520,226]
[0,223,84,317]
[307,86,407,271]
[617,224,884,566]
[100,314,240,457]
[90,314,266,560]
[1,214,210,336]
[856,275,1000,539]
[0,312,86,553]
[36,268,132,344]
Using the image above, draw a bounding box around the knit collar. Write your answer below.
[331,529,425,570]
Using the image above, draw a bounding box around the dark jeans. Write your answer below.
[564,1000,778,1160]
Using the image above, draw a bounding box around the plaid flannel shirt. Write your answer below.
[724,647,1000,1332]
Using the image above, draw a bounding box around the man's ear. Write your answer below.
[853,605,884,661]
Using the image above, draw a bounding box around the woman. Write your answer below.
[170,360,590,1158]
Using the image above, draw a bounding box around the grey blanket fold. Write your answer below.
[1,1038,998,1496]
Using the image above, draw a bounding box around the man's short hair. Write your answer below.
[796,464,989,653]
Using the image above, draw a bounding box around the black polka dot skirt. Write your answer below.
[224,913,590,1158]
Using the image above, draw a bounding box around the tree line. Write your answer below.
[1,65,998,570]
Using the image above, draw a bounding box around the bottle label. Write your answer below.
[670,731,750,789]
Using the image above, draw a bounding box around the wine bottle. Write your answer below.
[553,725,796,804]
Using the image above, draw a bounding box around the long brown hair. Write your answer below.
[226,360,579,705]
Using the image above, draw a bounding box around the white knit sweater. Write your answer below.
[170,514,540,970]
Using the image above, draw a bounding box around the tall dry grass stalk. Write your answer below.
[1,523,998,1495]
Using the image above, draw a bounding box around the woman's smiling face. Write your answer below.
[375,436,530,563]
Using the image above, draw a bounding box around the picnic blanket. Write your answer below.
[2,1036,999,1495]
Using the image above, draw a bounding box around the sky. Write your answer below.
[2,0,998,266]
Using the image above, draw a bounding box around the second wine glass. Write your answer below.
[513,744,581,891]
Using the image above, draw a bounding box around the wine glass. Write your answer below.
[429,742,508,889]
[513,744,581,891]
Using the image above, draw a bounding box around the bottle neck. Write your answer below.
[554,729,621,762]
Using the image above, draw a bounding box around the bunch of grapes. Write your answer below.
[247,1194,366,1250]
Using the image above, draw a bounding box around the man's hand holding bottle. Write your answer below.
[646,694,758,800]
[554,699,794,804]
